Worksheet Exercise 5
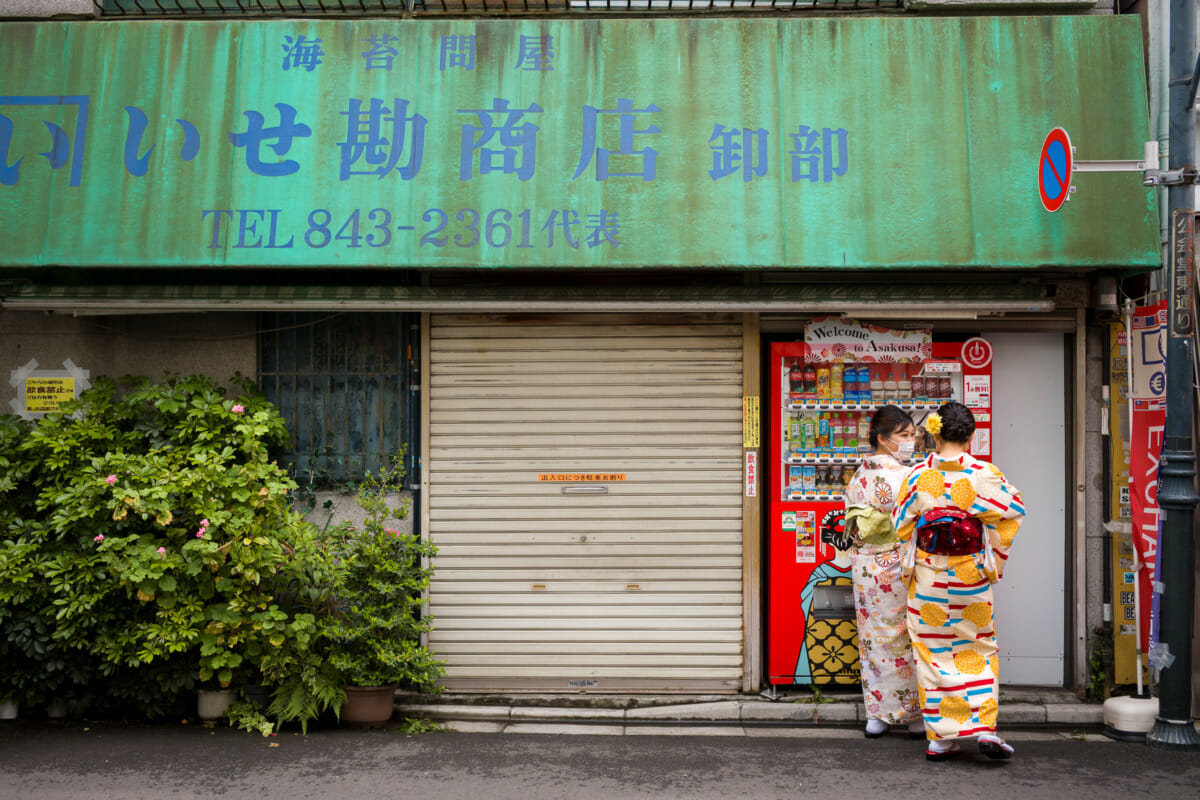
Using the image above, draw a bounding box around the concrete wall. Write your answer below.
[3,0,96,18]
[302,490,416,537]
[0,311,257,410]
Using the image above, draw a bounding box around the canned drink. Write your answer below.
[911,374,926,400]
[803,465,817,494]
[938,376,952,400]
[841,465,856,489]
[816,366,831,399]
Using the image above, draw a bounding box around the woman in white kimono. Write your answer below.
[842,405,924,739]
[891,401,1025,761]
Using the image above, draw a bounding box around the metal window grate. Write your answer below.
[95,0,899,15]
[95,1,410,15]
[257,311,417,488]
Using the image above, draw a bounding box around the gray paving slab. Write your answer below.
[1045,703,1105,725]
[625,701,741,721]
[625,724,747,737]
[739,702,831,722]
[800,702,859,722]
[743,726,863,739]
[510,706,626,721]
[503,723,624,736]
[398,703,511,721]
[1000,702,1049,724]
[441,720,508,734]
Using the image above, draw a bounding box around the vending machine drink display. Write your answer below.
[767,319,994,686]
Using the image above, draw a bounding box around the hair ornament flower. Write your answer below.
[924,413,943,435]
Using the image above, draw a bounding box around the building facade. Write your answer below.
[0,0,1175,697]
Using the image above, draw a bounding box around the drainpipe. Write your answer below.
[1150,0,1172,278]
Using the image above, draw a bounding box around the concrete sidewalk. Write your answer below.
[396,687,1105,737]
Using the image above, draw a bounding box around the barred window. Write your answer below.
[257,312,418,487]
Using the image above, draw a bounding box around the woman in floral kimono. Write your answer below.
[891,401,1025,761]
[843,405,924,740]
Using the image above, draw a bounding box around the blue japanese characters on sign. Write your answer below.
[0,31,850,188]
[0,95,89,187]
[0,21,855,264]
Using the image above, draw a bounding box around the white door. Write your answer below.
[989,332,1067,685]
[427,315,745,692]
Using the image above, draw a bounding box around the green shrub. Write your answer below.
[322,458,443,690]
[0,375,314,716]
[0,373,444,726]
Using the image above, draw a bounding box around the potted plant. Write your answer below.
[321,460,443,727]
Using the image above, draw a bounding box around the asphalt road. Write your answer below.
[2,721,1199,800]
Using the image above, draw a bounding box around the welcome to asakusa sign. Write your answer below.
[0,16,1156,270]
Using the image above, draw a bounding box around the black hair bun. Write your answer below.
[938,401,975,445]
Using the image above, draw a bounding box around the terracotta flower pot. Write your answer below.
[340,685,396,728]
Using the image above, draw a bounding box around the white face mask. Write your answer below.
[886,437,916,460]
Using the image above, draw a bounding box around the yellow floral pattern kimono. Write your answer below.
[843,454,921,725]
[890,451,1025,741]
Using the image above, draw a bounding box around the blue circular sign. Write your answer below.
[1039,128,1073,212]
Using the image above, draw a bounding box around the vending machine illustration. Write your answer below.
[767,319,994,686]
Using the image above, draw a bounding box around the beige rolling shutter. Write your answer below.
[427,314,744,692]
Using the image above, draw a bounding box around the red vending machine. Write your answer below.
[767,319,994,686]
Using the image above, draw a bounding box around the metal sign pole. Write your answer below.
[1147,0,1200,751]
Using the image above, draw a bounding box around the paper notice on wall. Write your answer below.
[745,451,758,497]
[971,428,991,457]
[784,511,816,563]
[964,375,991,408]
[24,377,74,413]
[743,396,760,448]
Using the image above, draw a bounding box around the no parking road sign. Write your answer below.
[1038,128,1158,212]
[1039,127,1073,212]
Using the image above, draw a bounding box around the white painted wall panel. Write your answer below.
[990,332,1067,686]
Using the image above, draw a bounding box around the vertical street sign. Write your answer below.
[1169,210,1195,338]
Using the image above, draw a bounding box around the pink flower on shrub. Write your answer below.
[231,404,245,414]
[105,474,117,485]
[196,529,206,539]
[156,547,166,556]
[93,535,104,542]
[385,528,400,537]
[200,519,210,527]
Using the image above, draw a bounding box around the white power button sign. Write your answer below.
[961,337,992,370]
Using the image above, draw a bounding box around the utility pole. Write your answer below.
[1147,0,1200,750]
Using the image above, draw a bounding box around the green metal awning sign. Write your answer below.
[0,16,1157,270]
